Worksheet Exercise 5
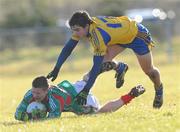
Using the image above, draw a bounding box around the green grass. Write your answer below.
[0,42,180,132]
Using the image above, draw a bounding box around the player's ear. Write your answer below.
[43,88,48,93]
[85,24,90,31]
[86,24,89,28]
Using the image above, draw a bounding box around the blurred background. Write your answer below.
[0,0,180,77]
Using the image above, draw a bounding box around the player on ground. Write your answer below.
[47,11,163,108]
[15,76,145,121]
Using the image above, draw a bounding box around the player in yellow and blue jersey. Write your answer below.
[47,11,163,109]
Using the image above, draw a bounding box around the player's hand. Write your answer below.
[15,111,29,121]
[31,109,45,120]
[75,89,89,105]
[47,67,59,81]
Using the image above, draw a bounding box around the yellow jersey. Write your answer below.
[71,16,138,56]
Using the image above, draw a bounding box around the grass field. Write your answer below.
[0,40,180,132]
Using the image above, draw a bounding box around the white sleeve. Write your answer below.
[73,80,100,109]
[72,80,87,93]
[87,93,100,109]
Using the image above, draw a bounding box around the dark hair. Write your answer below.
[32,76,49,89]
[68,10,93,28]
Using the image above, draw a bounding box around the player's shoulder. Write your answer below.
[47,92,60,111]
[23,89,33,101]
[117,16,133,22]
[48,86,66,96]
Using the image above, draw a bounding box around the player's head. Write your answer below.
[32,76,49,102]
[69,10,93,38]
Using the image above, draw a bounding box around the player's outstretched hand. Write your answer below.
[75,89,89,105]
[47,67,59,81]
[15,111,29,121]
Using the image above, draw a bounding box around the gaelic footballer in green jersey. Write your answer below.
[15,76,145,121]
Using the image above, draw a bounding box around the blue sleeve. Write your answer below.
[83,55,104,91]
[55,39,78,69]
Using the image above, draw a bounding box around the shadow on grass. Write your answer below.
[0,114,99,127]
[0,117,77,126]
[0,121,25,126]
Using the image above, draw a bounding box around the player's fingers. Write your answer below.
[51,77,55,82]
[78,98,82,105]
[47,75,52,79]
[82,99,85,105]
[76,98,80,105]
[84,100,86,105]
[80,98,83,105]
[84,100,87,105]
[81,100,84,105]
[46,72,52,78]
[81,99,84,105]
[78,100,81,105]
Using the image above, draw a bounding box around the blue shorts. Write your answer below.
[119,24,154,55]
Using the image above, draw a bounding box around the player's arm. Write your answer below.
[47,38,79,81]
[47,97,62,119]
[55,39,78,69]
[15,90,33,121]
[76,55,104,105]
[84,55,104,91]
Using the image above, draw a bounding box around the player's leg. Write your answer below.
[128,23,163,108]
[100,45,129,88]
[103,45,125,61]
[97,85,145,113]
[136,52,161,88]
[99,45,125,74]
[136,52,163,108]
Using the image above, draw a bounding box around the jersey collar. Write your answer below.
[87,20,96,38]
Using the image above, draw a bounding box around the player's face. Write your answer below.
[32,88,48,102]
[71,25,89,38]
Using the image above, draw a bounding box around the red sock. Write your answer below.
[121,94,134,105]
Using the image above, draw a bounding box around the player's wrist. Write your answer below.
[54,66,60,73]
[82,88,89,94]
